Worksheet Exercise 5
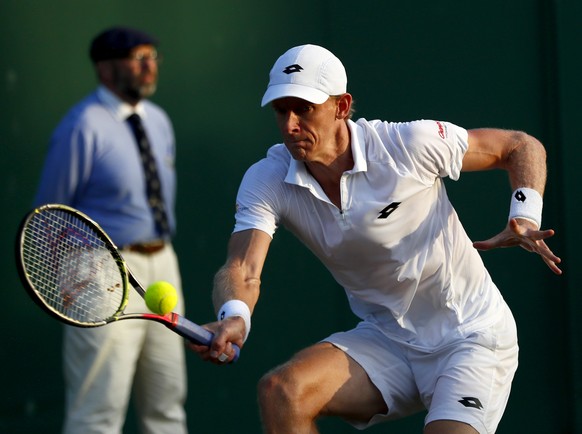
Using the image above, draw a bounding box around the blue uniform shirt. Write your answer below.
[34,86,177,246]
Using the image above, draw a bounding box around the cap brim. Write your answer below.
[261,83,330,107]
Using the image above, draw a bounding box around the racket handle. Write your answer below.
[169,314,240,362]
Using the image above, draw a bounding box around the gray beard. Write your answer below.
[123,83,156,101]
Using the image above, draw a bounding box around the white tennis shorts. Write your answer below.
[324,304,518,434]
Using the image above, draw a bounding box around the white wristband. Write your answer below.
[217,300,251,343]
[508,188,543,228]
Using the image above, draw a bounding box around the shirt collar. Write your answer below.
[285,119,368,187]
[347,119,368,173]
[97,85,147,121]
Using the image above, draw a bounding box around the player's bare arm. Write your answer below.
[462,128,546,190]
[463,128,562,274]
[190,229,272,363]
[212,229,271,311]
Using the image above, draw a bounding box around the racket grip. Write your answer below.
[171,314,240,362]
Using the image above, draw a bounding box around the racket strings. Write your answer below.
[22,209,125,324]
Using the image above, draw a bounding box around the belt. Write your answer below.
[121,240,166,255]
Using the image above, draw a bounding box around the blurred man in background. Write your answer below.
[34,26,188,434]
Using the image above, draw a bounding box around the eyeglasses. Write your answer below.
[127,50,161,63]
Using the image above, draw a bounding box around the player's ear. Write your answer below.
[335,93,353,120]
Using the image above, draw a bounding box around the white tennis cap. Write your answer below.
[261,44,347,107]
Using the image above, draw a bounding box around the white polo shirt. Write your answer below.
[234,118,505,350]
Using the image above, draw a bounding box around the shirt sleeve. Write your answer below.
[233,167,277,237]
[34,121,94,207]
[233,151,290,238]
[399,120,468,182]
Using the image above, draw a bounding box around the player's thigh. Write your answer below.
[424,419,479,434]
[260,342,387,422]
[420,306,518,434]
[324,323,425,426]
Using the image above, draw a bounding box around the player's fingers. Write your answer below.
[538,247,563,274]
[473,234,520,251]
[210,340,237,364]
[186,342,217,363]
[475,220,562,274]
[544,256,563,275]
[511,218,557,241]
[186,341,209,353]
[512,227,563,274]
[209,324,235,358]
[216,342,236,363]
[209,338,227,359]
[533,241,562,265]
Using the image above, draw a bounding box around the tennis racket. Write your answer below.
[15,203,239,361]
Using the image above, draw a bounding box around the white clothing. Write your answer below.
[234,118,508,350]
[326,302,518,433]
[62,245,187,434]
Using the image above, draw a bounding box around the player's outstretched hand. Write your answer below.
[186,317,244,365]
[473,218,562,275]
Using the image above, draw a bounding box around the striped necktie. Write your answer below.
[126,113,170,237]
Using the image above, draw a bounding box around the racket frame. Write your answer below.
[15,204,230,356]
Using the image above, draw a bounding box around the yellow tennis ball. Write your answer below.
[145,281,178,315]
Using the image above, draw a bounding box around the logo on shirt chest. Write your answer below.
[377,202,401,219]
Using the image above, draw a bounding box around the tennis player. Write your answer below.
[192,44,561,433]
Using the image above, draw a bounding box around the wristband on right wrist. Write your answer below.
[217,299,251,343]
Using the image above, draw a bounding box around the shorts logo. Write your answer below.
[458,397,483,410]
[283,64,303,74]
[378,202,401,219]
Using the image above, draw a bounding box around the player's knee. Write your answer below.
[258,368,288,409]
[257,367,303,415]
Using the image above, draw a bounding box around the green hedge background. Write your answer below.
[1,1,579,432]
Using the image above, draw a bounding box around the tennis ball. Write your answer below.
[145,281,178,315]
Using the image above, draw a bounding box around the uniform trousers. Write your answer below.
[62,244,188,434]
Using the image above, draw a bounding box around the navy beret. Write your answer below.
[89,27,158,62]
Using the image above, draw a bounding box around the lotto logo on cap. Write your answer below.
[261,44,347,107]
